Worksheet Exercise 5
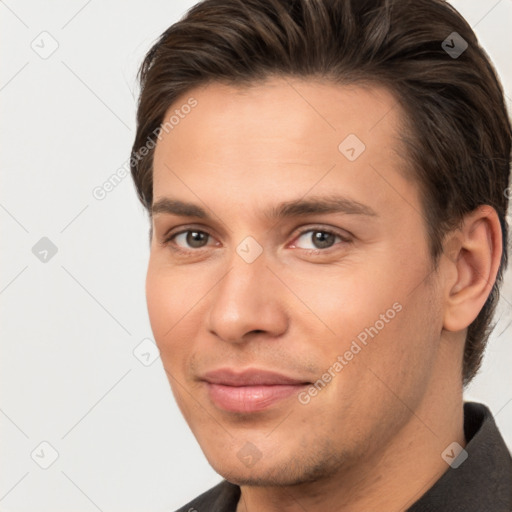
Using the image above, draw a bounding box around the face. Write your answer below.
[146,78,445,485]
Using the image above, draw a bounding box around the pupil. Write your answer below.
[188,231,206,248]
[313,231,334,249]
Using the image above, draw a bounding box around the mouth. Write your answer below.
[201,368,311,413]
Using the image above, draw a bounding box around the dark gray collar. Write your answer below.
[407,401,512,511]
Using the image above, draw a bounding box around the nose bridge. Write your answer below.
[206,242,288,342]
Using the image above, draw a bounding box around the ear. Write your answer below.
[442,205,503,332]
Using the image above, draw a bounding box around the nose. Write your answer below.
[206,250,289,345]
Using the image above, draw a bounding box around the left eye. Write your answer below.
[292,229,347,250]
[170,230,213,249]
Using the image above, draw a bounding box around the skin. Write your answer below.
[146,78,502,512]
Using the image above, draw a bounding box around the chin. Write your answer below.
[207,451,337,488]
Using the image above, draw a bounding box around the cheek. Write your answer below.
[145,263,171,339]
[306,249,434,379]
[145,259,212,372]
[145,252,200,327]
[145,260,191,353]
[296,262,400,343]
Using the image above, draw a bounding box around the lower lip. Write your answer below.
[206,383,307,413]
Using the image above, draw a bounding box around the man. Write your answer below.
[130,0,512,510]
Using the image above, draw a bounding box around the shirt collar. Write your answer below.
[407,401,512,511]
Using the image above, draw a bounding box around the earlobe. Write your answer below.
[443,206,502,332]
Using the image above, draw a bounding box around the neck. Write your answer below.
[236,358,465,512]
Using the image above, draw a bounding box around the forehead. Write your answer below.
[155,78,403,155]
[151,78,419,226]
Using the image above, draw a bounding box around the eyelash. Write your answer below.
[160,225,352,257]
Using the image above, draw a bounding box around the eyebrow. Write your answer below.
[151,194,378,220]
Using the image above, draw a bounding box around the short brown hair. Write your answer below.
[130,0,511,386]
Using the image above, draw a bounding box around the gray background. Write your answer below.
[1,1,511,510]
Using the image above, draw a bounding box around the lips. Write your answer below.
[201,368,310,413]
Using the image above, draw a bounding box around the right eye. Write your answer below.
[161,227,220,255]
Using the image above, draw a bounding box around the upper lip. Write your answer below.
[201,368,310,386]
